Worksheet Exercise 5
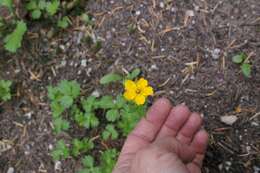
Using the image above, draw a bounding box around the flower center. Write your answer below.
[136,88,141,94]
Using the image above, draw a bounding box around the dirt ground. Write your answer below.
[0,0,260,173]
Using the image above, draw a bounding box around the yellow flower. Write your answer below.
[123,78,154,105]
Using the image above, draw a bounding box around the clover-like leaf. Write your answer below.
[106,109,119,122]
[232,53,246,64]
[4,21,27,53]
[126,68,141,80]
[241,63,251,78]
[100,73,122,84]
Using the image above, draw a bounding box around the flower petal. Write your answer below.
[123,90,136,101]
[136,78,148,89]
[134,94,146,105]
[124,80,136,91]
[142,86,154,96]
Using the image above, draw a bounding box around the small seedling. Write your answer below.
[48,80,80,118]
[53,117,70,134]
[100,149,118,173]
[102,124,119,140]
[78,155,100,173]
[0,80,12,102]
[49,68,152,172]
[51,140,70,161]
[80,13,93,26]
[72,138,94,157]
[58,16,71,29]
[4,21,27,53]
[128,23,137,34]
[46,0,60,16]
[232,53,252,78]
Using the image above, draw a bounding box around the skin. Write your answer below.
[113,98,209,173]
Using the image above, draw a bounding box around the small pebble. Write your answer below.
[254,166,260,173]
[7,167,14,173]
[48,144,53,150]
[15,69,21,74]
[185,10,195,17]
[220,115,238,125]
[59,45,65,51]
[61,60,67,67]
[159,2,165,8]
[211,48,221,60]
[251,121,259,126]
[55,161,62,171]
[81,59,87,67]
[135,10,141,16]
[91,90,101,98]
[150,64,158,71]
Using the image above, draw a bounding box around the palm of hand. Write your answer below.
[113,99,208,173]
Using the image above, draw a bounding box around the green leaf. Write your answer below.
[38,0,46,9]
[241,63,251,78]
[59,95,73,108]
[0,0,12,9]
[47,86,60,100]
[232,53,246,64]
[72,139,83,157]
[100,149,118,173]
[82,96,97,112]
[53,117,69,133]
[100,73,122,84]
[126,68,141,80]
[97,96,114,109]
[31,9,42,19]
[82,155,94,168]
[51,140,69,160]
[46,0,60,16]
[72,138,94,157]
[106,109,119,122]
[26,1,37,10]
[0,80,12,102]
[115,95,126,108]
[50,102,64,118]
[117,104,146,136]
[4,21,27,53]
[81,13,93,25]
[84,113,99,129]
[102,124,118,140]
[59,80,80,98]
[58,16,70,29]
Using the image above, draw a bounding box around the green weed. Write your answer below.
[232,53,252,78]
[48,68,151,172]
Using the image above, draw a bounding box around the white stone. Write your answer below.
[81,59,87,67]
[55,161,62,171]
[159,2,165,8]
[91,90,100,98]
[7,167,14,173]
[220,115,238,125]
[211,48,221,60]
[150,64,158,70]
[48,144,53,150]
[185,10,195,17]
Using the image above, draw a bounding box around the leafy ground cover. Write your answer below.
[0,0,260,173]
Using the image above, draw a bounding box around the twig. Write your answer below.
[249,112,260,121]
[158,77,171,88]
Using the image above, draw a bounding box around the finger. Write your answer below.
[190,130,209,167]
[186,163,201,173]
[176,113,203,145]
[119,98,172,156]
[156,105,191,139]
